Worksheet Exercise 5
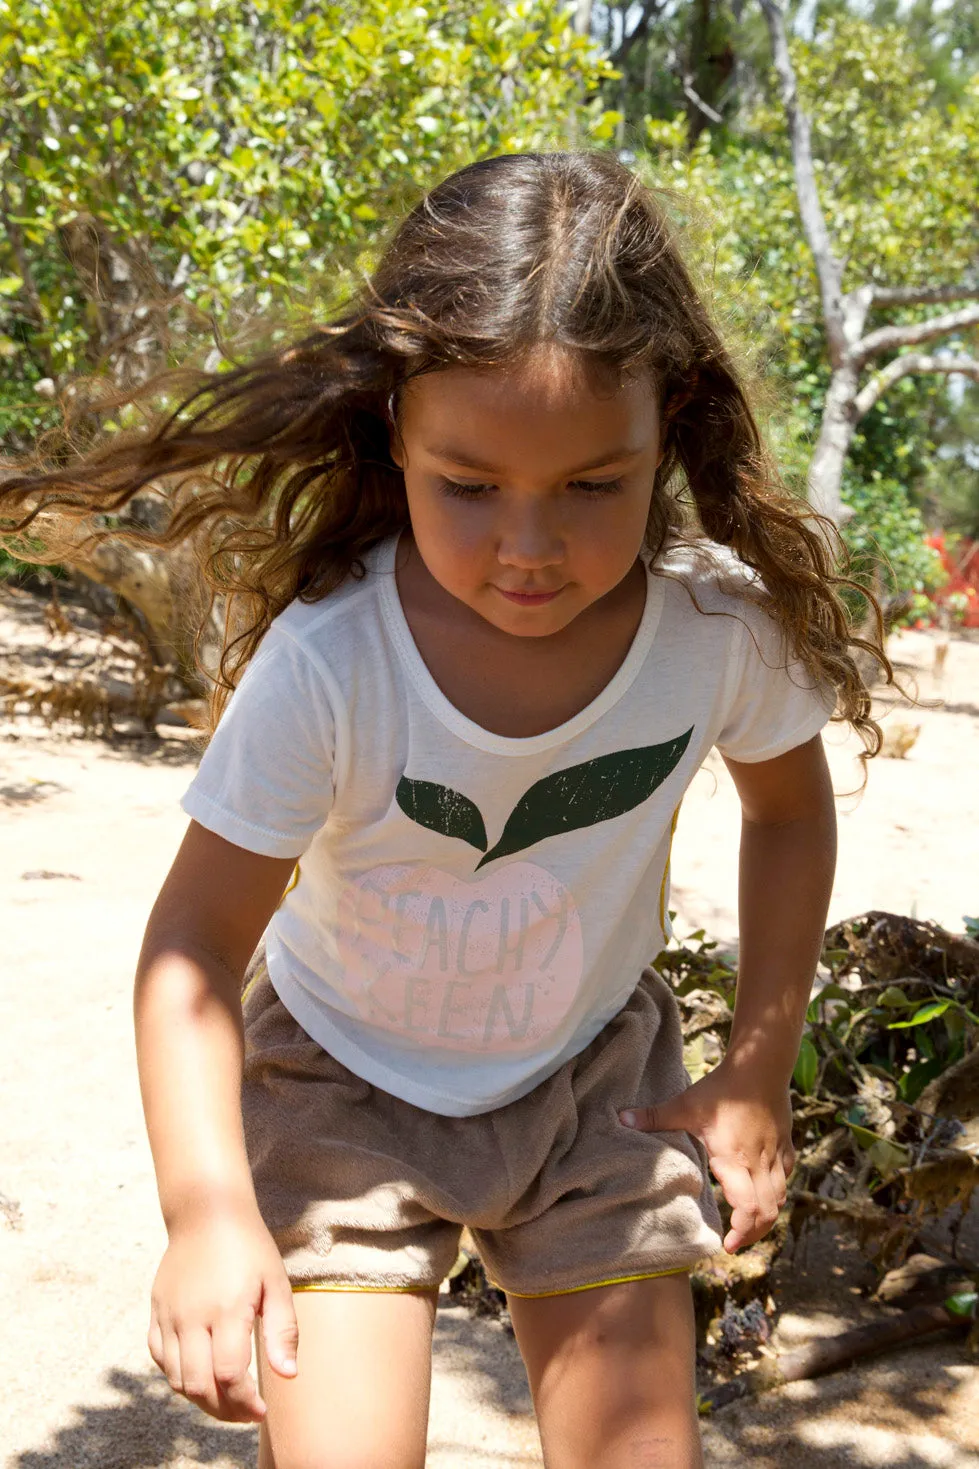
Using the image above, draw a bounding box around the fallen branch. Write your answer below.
[699,1301,969,1412]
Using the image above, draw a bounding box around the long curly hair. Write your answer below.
[1,148,889,745]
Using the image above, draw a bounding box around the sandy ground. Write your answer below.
[1,584,977,1467]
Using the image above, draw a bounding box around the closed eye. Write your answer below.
[438,478,625,499]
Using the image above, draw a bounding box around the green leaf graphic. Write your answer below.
[396,775,487,853]
[476,728,693,870]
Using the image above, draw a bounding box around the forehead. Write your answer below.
[401,348,659,461]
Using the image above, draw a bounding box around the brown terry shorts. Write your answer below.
[241,952,723,1299]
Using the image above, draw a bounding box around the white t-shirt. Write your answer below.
[181,532,833,1116]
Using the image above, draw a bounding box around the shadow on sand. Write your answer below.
[12,1367,257,1469]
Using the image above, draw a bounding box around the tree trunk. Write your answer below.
[685,0,733,144]
[30,511,220,698]
[805,363,861,524]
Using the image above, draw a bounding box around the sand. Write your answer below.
[1,584,976,1467]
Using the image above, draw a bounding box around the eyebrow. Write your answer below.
[424,444,645,475]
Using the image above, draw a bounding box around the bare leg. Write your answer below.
[508,1273,703,1469]
[256,1288,438,1469]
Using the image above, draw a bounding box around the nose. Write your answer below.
[496,504,565,570]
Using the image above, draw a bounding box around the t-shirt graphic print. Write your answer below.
[180,531,834,1115]
[336,730,693,1053]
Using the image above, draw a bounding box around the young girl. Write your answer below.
[4,149,885,1468]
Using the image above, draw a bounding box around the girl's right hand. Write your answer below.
[147,1203,299,1423]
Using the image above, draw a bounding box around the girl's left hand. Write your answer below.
[619,1060,795,1253]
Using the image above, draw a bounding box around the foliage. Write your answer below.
[632,16,979,585]
[0,0,617,446]
[659,910,979,1273]
[839,472,945,600]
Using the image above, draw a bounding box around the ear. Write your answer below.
[386,392,405,469]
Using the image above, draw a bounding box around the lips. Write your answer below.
[496,586,563,604]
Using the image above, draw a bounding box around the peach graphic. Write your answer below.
[335,861,584,1052]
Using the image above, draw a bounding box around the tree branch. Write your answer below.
[610,0,666,67]
[870,281,979,310]
[679,73,724,125]
[854,303,979,365]
[855,353,979,418]
[757,0,848,365]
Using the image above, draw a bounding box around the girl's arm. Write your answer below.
[723,733,837,1081]
[135,820,300,1422]
[620,735,837,1253]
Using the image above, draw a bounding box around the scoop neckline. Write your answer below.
[374,530,665,755]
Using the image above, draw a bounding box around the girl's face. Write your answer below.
[389,346,664,640]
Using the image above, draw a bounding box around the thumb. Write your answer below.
[619,1092,691,1133]
[261,1269,300,1378]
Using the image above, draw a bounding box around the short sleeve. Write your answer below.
[180,628,340,858]
[715,599,836,764]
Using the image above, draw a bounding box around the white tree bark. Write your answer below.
[758,0,979,525]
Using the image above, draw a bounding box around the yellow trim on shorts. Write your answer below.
[499,1266,690,1300]
[240,962,266,1008]
[291,1282,437,1294]
[658,804,681,937]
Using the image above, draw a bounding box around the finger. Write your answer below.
[708,1157,760,1252]
[212,1313,267,1421]
[771,1153,788,1209]
[177,1325,220,1415]
[750,1168,781,1241]
[782,1144,797,1181]
[159,1319,184,1395]
[260,1271,299,1378]
[619,1097,689,1133]
[147,1313,165,1374]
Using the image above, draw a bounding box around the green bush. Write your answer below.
[840,471,946,602]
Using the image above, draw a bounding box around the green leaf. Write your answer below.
[352,203,378,220]
[868,1137,910,1177]
[793,1035,819,1094]
[590,109,623,142]
[845,1121,882,1151]
[897,1056,944,1103]
[0,277,24,296]
[944,1291,978,1320]
[415,115,440,135]
[396,776,487,854]
[822,948,851,968]
[477,729,693,870]
[877,985,912,1008]
[817,983,854,1002]
[887,1000,951,1029]
[348,25,378,55]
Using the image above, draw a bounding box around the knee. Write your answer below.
[260,1426,425,1469]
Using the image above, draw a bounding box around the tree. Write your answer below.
[756,1,979,525]
[0,0,617,442]
[0,0,618,694]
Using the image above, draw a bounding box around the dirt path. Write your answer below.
[1,587,977,1467]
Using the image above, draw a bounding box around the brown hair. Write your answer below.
[0,148,889,744]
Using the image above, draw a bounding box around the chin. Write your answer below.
[479,600,577,639]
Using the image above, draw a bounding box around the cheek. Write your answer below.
[408,494,491,585]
